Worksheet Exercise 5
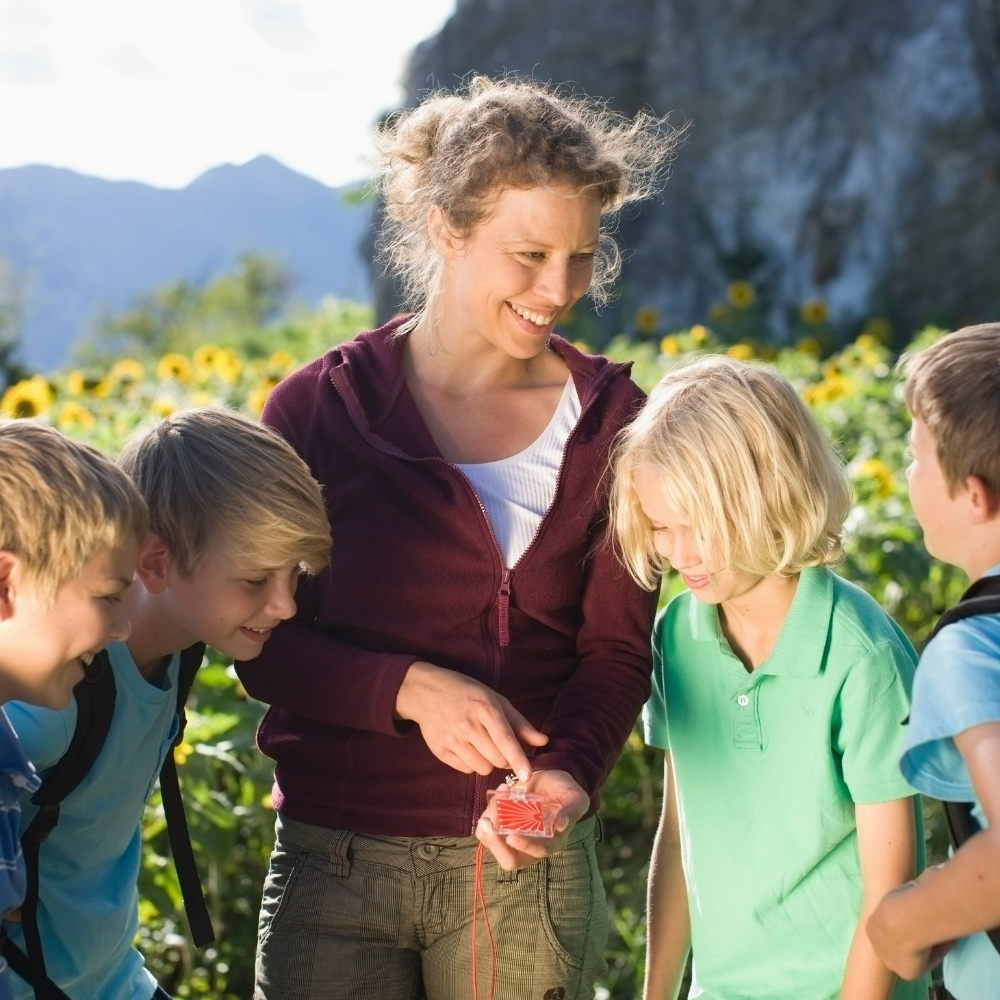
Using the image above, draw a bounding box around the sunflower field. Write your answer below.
[0,272,969,998]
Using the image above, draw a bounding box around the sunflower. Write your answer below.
[802,374,852,405]
[689,324,708,343]
[801,299,829,325]
[726,343,754,360]
[66,369,86,396]
[708,302,729,324]
[268,350,296,373]
[660,335,681,356]
[157,353,193,383]
[56,401,96,431]
[1,377,54,419]
[796,337,821,357]
[213,348,242,383]
[109,359,145,383]
[193,344,220,370]
[726,281,756,309]
[861,316,893,343]
[152,397,177,418]
[247,378,280,416]
[634,307,661,335]
[856,458,896,499]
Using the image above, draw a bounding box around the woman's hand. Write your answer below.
[395,660,548,779]
[476,769,590,871]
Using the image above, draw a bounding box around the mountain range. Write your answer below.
[0,155,372,368]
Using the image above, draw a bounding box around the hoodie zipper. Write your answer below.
[329,361,623,829]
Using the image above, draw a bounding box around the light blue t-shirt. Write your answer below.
[0,709,40,1000]
[4,642,182,1000]
[900,563,1000,1000]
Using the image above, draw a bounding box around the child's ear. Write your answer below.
[966,475,1000,523]
[134,533,173,593]
[0,551,20,622]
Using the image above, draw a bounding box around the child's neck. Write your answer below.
[962,532,1000,583]
[124,586,198,686]
[718,573,801,672]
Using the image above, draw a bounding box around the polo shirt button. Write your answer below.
[737,694,749,707]
[417,843,440,859]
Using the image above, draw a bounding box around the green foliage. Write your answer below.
[136,656,273,999]
[75,253,366,366]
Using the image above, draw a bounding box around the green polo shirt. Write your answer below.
[643,566,927,1000]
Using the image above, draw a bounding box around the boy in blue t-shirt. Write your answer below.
[868,324,1000,1000]
[0,420,147,1000]
[4,409,330,1000]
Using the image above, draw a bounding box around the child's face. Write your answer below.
[906,416,967,564]
[0,543,136,709]
[161,548,299,661]
[633,464,763,605]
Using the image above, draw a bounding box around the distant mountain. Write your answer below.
[0,156,372,368]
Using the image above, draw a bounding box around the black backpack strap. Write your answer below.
[1,931,72,1000]
[927,575,1000,642]
[19,652,116,988]
[159,642,214,948]
[928,576,1000,954]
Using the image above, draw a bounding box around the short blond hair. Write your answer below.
[901,323,1000,497]
[118,408,330,576]
[610,356,851,590]
[0,419,148,599]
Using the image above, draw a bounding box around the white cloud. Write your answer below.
[236,0,318,53]
[0,0,50,32]
[0,0,456,187]
[98,41,164,81]
[0,44,55,84]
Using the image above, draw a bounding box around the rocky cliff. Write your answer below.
[389,0,1000,340]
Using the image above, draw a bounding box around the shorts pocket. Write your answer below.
[537,841,599,971]
[258,842,306,942]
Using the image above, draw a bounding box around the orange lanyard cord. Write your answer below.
[471,841,496,1000]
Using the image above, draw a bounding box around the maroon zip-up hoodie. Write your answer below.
[236,318,657,837]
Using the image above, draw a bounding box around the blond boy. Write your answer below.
[4,408,330,1000]
[0,420,147,1000]
[869,324,1000,1000]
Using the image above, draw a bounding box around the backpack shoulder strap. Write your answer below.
[19,651,117,984]
[927,575,1000,955]
[928,575,1000,643]
[159,642,214,948]
[1,930,72,1000]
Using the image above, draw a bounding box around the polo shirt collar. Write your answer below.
[686,566,834,679]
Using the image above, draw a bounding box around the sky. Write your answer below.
[0,0,457,189]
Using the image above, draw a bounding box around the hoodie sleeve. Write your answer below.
[234,370,418,737]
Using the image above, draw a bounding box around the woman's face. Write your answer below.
[432,184,601,359]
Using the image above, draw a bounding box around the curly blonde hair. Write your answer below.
[610,356,851,590]
[372,75,682,312]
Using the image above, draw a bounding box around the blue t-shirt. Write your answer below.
[900,563,1000,1000]
[4,642,182,1000]
[0,709,40,1000]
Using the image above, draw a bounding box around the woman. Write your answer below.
[237,76,676,1000]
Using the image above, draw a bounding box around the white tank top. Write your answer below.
[457,378,581,569]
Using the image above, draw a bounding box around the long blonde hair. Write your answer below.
[610,355,851,590]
